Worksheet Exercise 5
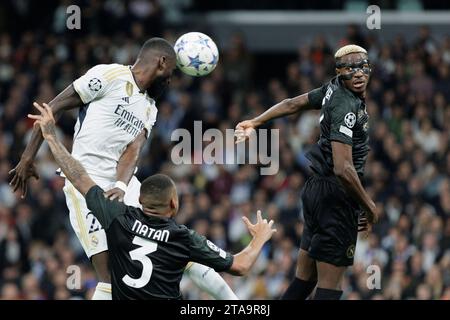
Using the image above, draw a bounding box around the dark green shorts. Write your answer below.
[300,175,360,267]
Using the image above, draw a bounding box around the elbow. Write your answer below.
[333,161,352,180]
[233,267,247,277]
[283,98,298,114]
[333,166,344,178]
[230,260,249,276]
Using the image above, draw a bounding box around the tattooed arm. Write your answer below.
[28,102,96,196]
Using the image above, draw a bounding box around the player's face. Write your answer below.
[336,53,371,95]
[147,56,176,99]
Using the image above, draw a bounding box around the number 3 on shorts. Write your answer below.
[122,236,158,288]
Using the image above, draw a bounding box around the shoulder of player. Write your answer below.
[325,86,358,112]
[174,223,198,240]
[174,222,190,233]
[147,101,158,117]
[92,63,131,83]
[103,63,131,82]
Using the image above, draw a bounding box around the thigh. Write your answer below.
[316,260,347,290]
[306,178,359,267]
[295,249,317,281]
[63,180,108,259]
[299,176,317,251]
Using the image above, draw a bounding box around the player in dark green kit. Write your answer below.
[235,45,378,300]
[29,103,277,300]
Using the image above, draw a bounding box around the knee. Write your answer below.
[296,266,317,282]
[316,273,344,290]
[295,251,317,282]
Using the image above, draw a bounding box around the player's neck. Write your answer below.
[359,91,366,99]
[130,64,148,93]
[142,207,171,219]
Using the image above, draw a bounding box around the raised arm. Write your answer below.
[331,141,378,226]
[228,211,276,276]
[254,93,312,126]
[188,210,276,278]
[9,84,83,197]
[28,102,95,197]
[235,85,326,143]
[104,130,147,202]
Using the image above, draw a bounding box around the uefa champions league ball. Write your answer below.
[174,32,219,77]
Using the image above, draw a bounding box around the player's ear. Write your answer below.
[169,198,175,210]
[158,56,167,71]
[335,68,340,75]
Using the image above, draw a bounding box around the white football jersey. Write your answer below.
[71,63,157,180]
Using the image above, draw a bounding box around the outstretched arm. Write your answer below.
[28,102,95,197]
[252,93,313,127]
[188,211,276,281]
[9,84,83,197]
[227,211,276,276]
[235,90,322,143]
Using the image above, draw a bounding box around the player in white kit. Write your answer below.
[10,38,237,300]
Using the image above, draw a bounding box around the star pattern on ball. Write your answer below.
[196,37,210,48]
[211,54,218,66]
[187,54,202,70]
[175,39,187,53]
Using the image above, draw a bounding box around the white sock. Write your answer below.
[91,282,112,300]
[184,262,238,300]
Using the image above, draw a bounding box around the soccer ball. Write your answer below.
[174,32,219,77]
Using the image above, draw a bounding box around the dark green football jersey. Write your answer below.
[307,76,370,177]
[85,186,234,300]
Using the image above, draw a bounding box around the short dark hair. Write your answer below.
[138,37,176,61]
[140,174,176,210]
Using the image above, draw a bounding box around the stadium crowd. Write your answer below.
[0,1,449,300]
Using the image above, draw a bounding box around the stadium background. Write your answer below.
[0,0,449,300]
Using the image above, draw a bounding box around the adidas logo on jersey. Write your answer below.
[121,97,129,104]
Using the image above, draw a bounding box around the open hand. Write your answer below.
[242,210,277,242]
[9,160,39,198]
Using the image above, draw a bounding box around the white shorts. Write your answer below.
[63,175,141,259]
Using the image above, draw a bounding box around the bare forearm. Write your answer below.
[252,93,311,127]
[21,128,45,162]
[335,163,375,214]
[21,85,82,161]
[229,237,266,276]
[116,131,146,184]
[116,149,139,184]
[46,136,95,196]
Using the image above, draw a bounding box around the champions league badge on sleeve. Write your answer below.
[88,78,102,92]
